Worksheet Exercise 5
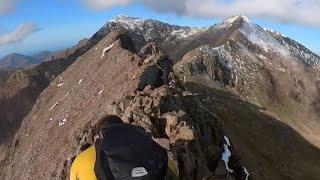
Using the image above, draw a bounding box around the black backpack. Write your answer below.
[94,124,168,180]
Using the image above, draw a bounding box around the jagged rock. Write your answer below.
[140,42,163,56]
[114,81,225,179]
[163,113,194,144]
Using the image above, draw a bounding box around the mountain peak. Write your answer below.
[111,14,144,23]
[224,15,251,24]
[216,15,252,29]
[108,14,148,31]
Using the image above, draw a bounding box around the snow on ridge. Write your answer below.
[239,22,290,57]
[263,27,287,38]
[255,25,320,68]
[214,15,291,58]
[110,14,204,40]
[111,14,146,30]
[171,28,206,39]
[278,37,320,68]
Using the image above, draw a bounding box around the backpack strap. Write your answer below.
[94,140,115,180]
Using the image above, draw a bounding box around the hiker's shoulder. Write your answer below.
[74,146,96,163]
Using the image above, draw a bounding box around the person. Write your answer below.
[137,56,173,91]
[70,115,179,180]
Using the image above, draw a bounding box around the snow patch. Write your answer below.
[78,79,83,84]
[58,119,67,127]
[50,101,60,110]
[224,136,231,146]
[101,42,117,58]
[57,83,65,87]
[243,167,250,180]
[171,28,206,39]
[49,118,53,121]
[199,45,234,71]
[222,136,234,173]
[98,89,104,95]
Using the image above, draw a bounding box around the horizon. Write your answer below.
[0,0,320,58]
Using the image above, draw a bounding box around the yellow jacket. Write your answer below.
[70,146,179,180]
[70,146,97,180]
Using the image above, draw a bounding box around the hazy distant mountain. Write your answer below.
[0,53,42,69]
[0,51,57,70]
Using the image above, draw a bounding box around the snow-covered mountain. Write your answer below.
[93,14,320,74]
[96,14,206,41]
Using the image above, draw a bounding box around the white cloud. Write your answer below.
[0,23,39,46]
[82,0,320,27]
[0,0,20,14]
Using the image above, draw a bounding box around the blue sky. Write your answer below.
[0,0,319,58]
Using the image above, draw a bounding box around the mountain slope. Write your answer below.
[0,39,92,154]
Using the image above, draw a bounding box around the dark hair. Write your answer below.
[92,115,123,137]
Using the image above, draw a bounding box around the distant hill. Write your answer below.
[0,52,52,70]
[0,53,38,69]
